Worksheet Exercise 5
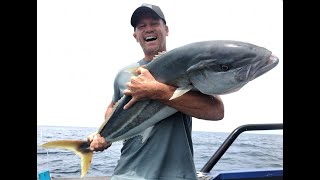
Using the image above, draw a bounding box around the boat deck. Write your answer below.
[51,177,111,180]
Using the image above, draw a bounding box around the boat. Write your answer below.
[196,123,283,180]
[39,123,283,180]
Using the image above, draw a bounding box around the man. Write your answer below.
[88,3,224,180]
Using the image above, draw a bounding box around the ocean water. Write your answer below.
[37,126,283,178]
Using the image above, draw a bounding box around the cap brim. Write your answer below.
[131,7,162,27]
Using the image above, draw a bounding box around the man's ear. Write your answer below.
[133,32,138,42]
[165,25,169,36]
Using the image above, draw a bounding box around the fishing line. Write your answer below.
[40,128,48,169]
[38,127,51,180]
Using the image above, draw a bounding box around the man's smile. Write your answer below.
[145,36,157,42]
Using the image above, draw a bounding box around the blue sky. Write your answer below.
[37,0,283,134]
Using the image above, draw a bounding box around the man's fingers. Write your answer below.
[123,89,130,96]
[136,67,142,75]
[89,134,111,151]
[124,97,137,110]
[87,132,97,142]
[93,134,101,140]
[137,66,148,75]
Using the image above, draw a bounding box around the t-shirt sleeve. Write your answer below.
[112,71,121,104]
[111,61,140,104]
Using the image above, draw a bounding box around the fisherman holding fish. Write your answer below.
[42,2,278,178]
[88,3,224,180]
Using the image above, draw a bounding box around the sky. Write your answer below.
[37,0,283,134]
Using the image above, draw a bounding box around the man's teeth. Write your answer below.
[145,36,157,42]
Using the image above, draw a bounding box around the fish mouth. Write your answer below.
[252,54,279,79]
[220,85,245,95]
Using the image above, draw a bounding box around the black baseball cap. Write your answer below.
[131,3,166,28]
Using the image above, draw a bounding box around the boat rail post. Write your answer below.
[200,123,283,173]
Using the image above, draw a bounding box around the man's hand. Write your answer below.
[87,132,112,151]
[123,67,175,109]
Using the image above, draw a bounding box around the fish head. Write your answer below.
[187,41,279,95]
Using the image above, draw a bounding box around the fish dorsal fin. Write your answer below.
[105,125,154,144]
[124,67,139,76]
[152,51,167,60]
[120,125,155,143]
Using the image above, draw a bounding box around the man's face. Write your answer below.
[133,15,169,57]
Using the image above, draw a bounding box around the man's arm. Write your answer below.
[123,67,224,120]
[159,90,224,120]
[87,102,114,151]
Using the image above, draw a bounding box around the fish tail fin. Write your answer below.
[80,150,93,178]
[41,140,93,178]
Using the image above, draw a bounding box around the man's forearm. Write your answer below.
[104,102,115,120]
[155,84,224,120]
[122,66,224,120]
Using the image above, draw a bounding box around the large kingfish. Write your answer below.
[41,40,279,177]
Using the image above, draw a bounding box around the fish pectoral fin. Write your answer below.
[169,86,193,100]
[141,126,154,143]
[41,140,93,178]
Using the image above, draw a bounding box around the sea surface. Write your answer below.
[37,126,283,178]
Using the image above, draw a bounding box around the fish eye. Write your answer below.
[220,64,229,71]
